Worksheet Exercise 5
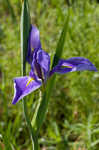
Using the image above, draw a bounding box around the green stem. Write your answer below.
[23,99,38,150]
[32,75,55,134]
[31,91,42,128]
[32,90,49,134]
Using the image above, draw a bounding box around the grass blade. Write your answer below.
[4,0,16,22]
[2,133,12,150]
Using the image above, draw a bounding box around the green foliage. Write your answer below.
[0,0,99,149]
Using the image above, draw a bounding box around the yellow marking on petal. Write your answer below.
[26,78,34,87]
[62,65,72,68]
[31,46,34,52]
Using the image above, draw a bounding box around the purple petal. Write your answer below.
[27,25,41,63]
[12,76,42,104]
[50,57,97,75]
[30,49,45,81]
[30,49,50,82]
[36,49,50,81]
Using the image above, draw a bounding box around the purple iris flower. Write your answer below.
[12,25,97,104]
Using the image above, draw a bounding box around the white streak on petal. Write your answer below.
[71,67,77,72]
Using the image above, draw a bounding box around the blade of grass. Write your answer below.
[91,139,99,148]
[5,0,16,22]
[0,145,2,150]
[2,132,12,150]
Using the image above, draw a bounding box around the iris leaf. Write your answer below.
[52,9,70,68]
[32,8,70,134]
[48,8,70,98]
[21,0,38,150]
[21,0,30,75]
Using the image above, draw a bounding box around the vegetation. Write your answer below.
[0,0,99,149]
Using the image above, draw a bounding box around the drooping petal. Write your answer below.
[36,49,50,81]
[12,76,42,104]
[50,57,97,75]
[27,25,41,63]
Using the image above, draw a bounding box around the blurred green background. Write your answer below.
[0,0,99,149]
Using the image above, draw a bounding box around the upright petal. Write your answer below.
[27,25,41,63]
[50,57,97,75]
[12,76,42,104]
[30,25,41,49]
[30,49,45,81]
[36,49,50,81]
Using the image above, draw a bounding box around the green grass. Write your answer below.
[0,0,99,149]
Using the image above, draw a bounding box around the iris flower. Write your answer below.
[12,25,97,104]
